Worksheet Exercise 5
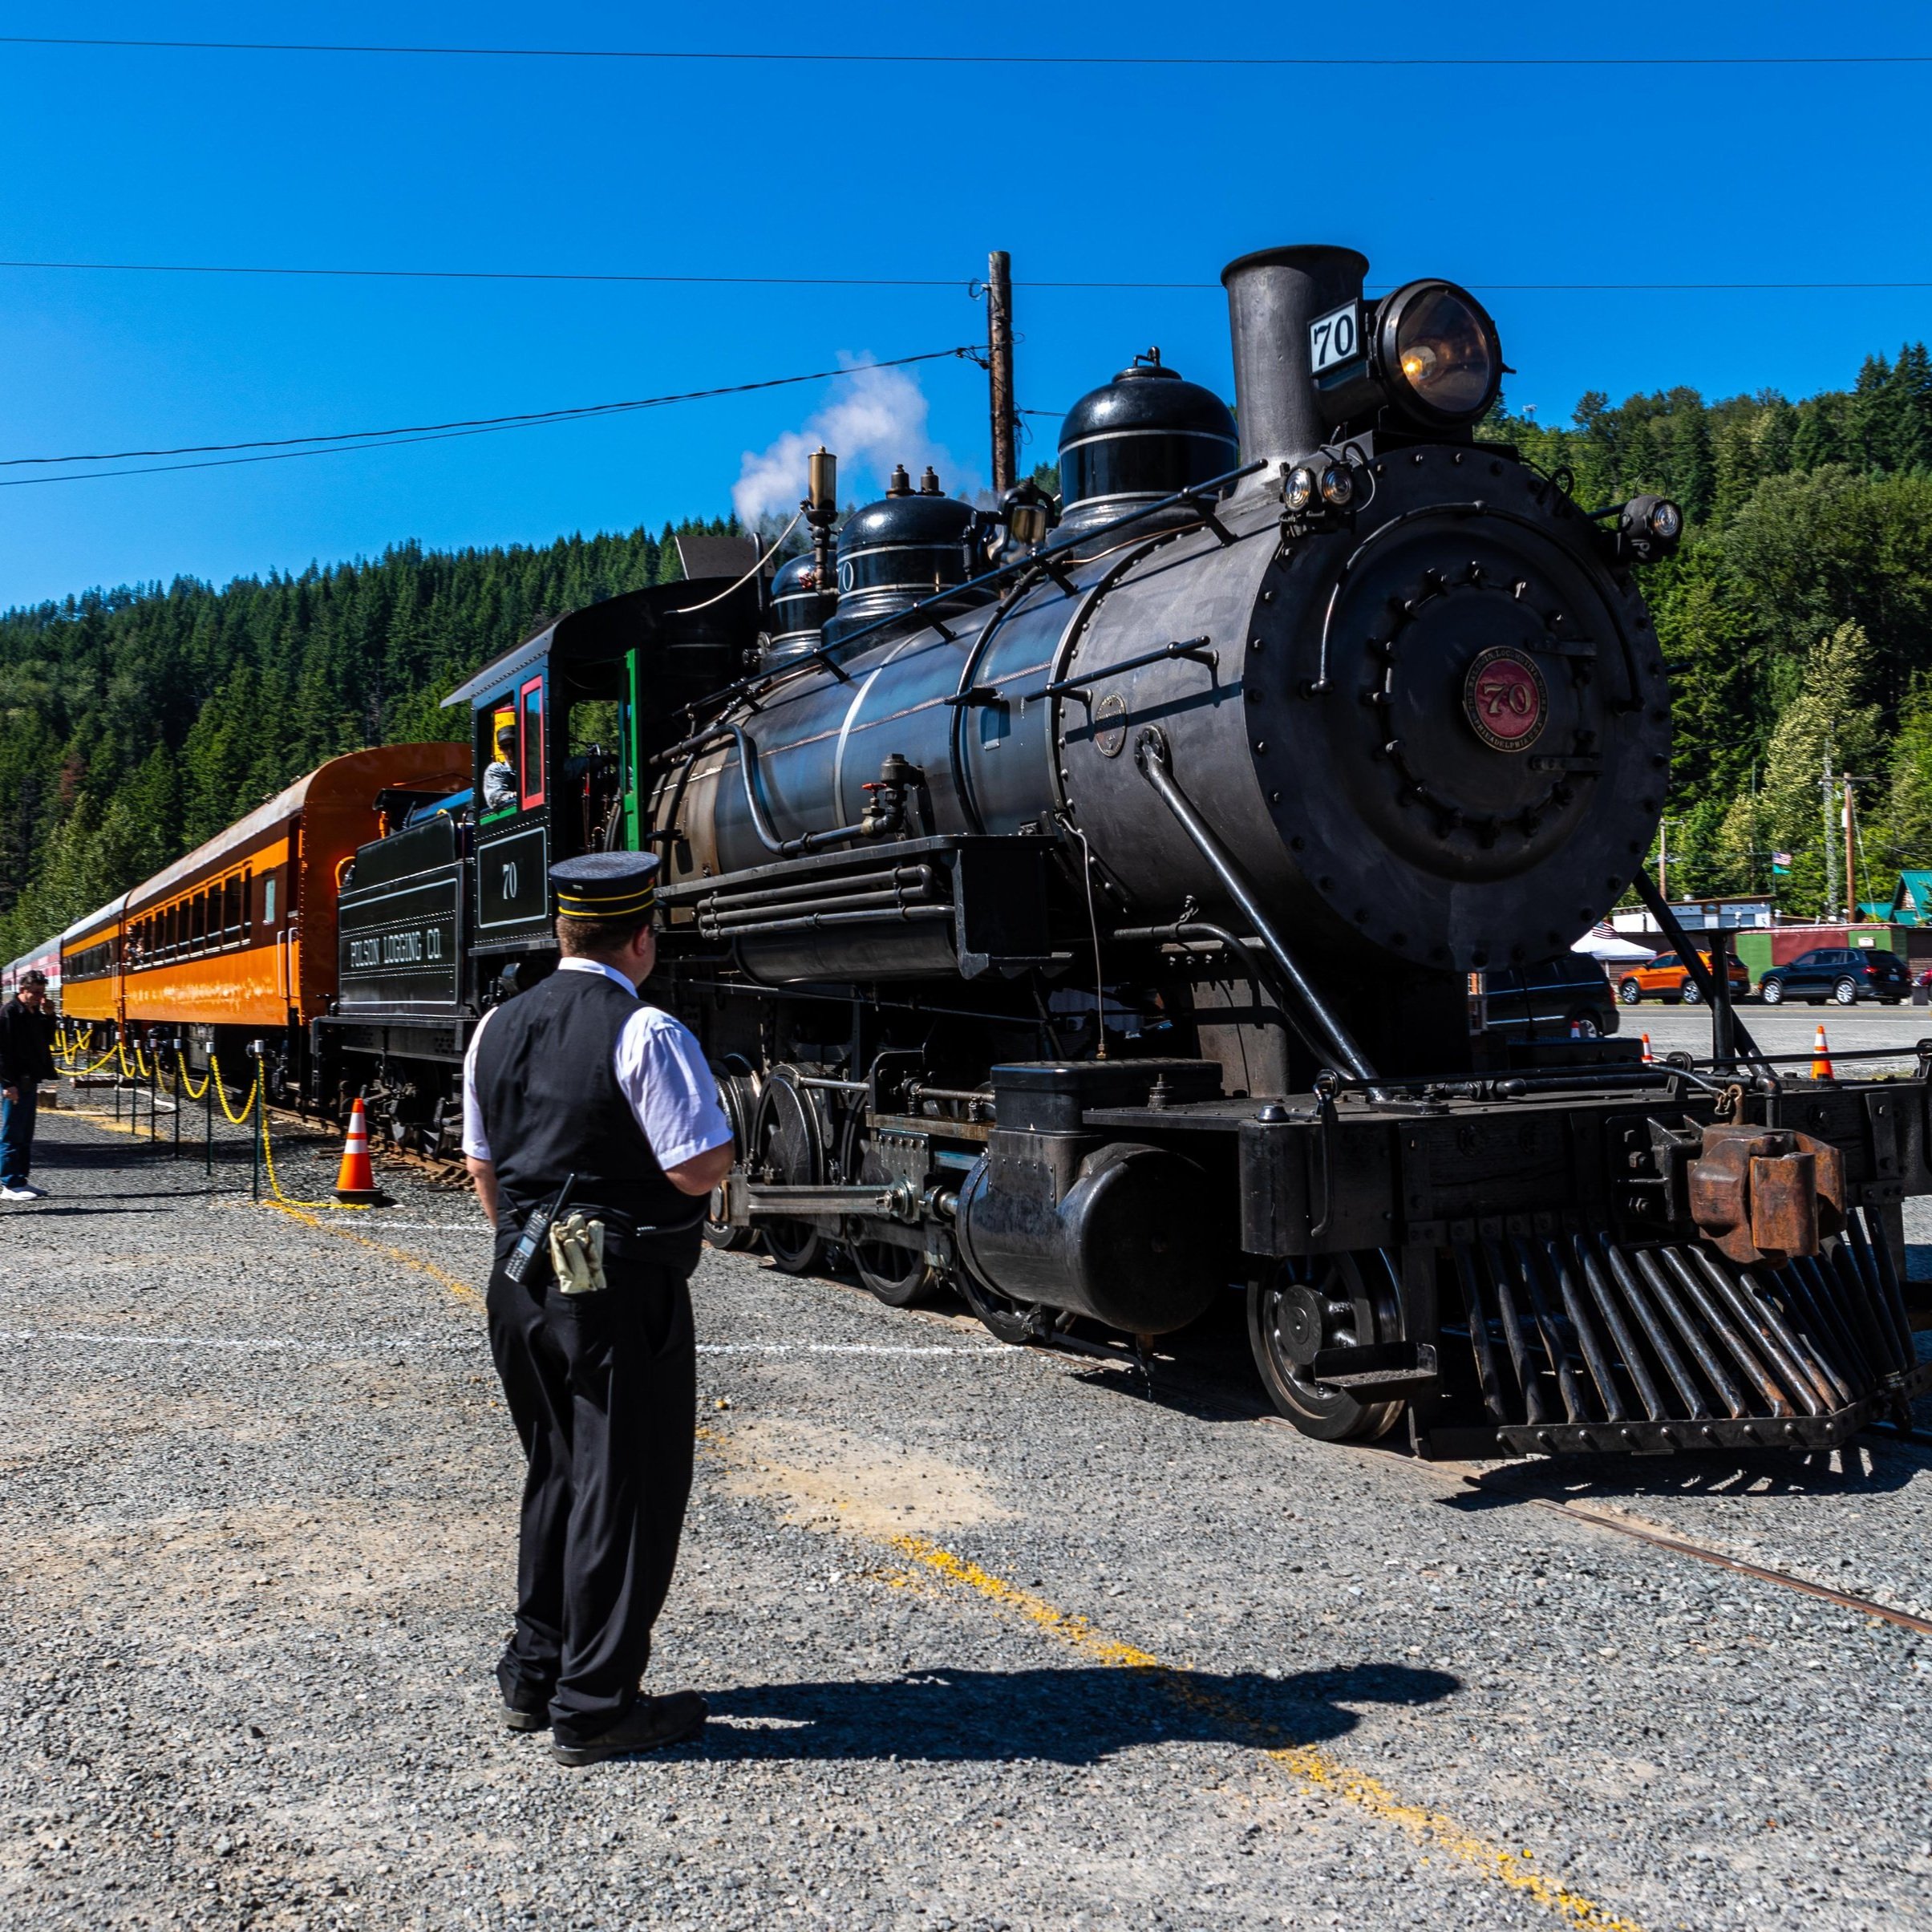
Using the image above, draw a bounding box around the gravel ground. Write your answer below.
[2,1087,1930,1931]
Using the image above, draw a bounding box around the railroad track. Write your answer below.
[830,1278,1932,1638]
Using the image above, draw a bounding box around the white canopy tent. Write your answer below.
[1570,925,1658,964]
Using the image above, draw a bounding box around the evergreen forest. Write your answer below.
[0,520,737,960]
[2,338,1931,961]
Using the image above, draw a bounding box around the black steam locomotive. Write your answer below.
[326,244,1931,1458]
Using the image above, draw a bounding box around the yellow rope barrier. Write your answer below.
[205,1055,260,1126]
[173,1050,211,1101]
[131,1036,152,1079]
[59,1037,119,1076]
[257,1103,371,1213]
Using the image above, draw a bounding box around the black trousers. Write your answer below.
[484,1232,697,1746]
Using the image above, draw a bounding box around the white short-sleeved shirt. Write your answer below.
[460,958,732,1173]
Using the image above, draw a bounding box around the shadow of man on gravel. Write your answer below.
[695,1661,1458,1764]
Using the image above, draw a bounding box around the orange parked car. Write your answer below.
[1613,950,1752,1006]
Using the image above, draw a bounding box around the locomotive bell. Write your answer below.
[1055,350,1238,538]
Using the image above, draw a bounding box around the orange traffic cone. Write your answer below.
[334,1097,385,1203]
[1811,1024,1835,1081]
[1640,1031,1655,1064]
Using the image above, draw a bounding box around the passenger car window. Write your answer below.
[1653,954,1676,970]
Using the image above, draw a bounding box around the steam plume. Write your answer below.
[732,359,969,530]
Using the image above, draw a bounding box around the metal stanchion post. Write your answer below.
[172,1037,182,1159]
[249,1039,264,1202]
[205,1056,213,1178]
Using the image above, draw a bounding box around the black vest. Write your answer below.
[473,967,690,1227]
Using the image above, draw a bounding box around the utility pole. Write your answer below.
[1821,748,1841,922]
[986,249,1017,496]
[1842,773,1872,925]
[1655,817,1683,905]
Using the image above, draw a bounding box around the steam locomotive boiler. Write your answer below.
[339,242,1932,1458]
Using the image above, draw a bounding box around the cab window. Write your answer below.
[520,676,546,810]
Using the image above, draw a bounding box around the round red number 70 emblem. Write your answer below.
[1462,646,1548,752]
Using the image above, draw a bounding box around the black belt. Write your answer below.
[500,1199,705,1240]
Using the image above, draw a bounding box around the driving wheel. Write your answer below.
[836,1112,930,1306]
[703,1062,762,1253]
[748,1066,831,1274]
[1248,1250,1407,1442]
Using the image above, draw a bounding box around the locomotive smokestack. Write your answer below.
[1221,245,1368,473]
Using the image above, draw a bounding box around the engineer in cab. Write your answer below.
[460,852,733,1765]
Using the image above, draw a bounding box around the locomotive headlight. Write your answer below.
[1617,493,1684,561]
[1318,463,1355,507]
[1283,464,1318,512]
[1375,280,1503,427]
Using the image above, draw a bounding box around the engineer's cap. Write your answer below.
[551,851,661,921]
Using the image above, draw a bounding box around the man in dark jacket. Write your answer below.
[0,971,56,1200]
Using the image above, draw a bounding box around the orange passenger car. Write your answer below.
[58,747,467,1065]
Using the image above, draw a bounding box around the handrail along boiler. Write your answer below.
[329,243,1930,1457]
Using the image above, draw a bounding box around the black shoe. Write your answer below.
[502,1702,549,1733]
[550,1691,709,1766]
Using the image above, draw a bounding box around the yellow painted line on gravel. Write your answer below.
[688,1418,1646,1931]
[262,1199,483,1306]
[883,1533,1646,1932]
[79,1125,1641,1932]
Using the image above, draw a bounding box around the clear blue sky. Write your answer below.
[4,2,1930,609]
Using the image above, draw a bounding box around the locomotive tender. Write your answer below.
[322,242,1927,1457]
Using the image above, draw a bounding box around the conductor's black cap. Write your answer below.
[551,852,661,921]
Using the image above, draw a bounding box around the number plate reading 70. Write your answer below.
[1308,302,1363,374]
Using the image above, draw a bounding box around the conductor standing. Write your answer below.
[463,853,734,1765]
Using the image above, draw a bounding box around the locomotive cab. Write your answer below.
[322,569,758,1148]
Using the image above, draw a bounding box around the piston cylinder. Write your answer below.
[955,1139,1227,1335]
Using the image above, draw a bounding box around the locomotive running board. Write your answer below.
[1419,1207,1931,1460]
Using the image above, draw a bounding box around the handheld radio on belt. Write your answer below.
[504,1172,577,1286]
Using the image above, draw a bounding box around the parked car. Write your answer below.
[1614,950,1752,1006]
[1484,954,1620,1040]
[1758,946,1912,1006]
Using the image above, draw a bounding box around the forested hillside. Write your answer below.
[3,338,1931,962]
[1480,346,1932,912]
[0,518,738,959]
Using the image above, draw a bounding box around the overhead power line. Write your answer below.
[2,258,1928,294]
[5,34,1930,68]
[0,346,978,488]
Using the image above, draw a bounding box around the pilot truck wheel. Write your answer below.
[1248,1252,1406,1443]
